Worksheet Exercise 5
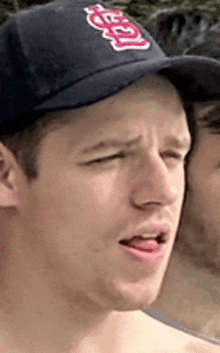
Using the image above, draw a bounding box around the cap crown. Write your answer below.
[0,0,164,124]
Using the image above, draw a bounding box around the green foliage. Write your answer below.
[0,2,10,24]
[0,0,220,25]
[0,0,51,24]
[112,0,220,26]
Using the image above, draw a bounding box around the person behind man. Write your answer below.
[1,0,220,352]
[145,21,220,351]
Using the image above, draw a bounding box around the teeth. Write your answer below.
[119,232,166,246]
[141,234,157,239]
[132,235,145,240]
[132,234,157,241]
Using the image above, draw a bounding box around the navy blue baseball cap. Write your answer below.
[1,0,220,132]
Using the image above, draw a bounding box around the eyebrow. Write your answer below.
[198,107,220,120]
[196,107,220,134]
[81,135,191,154]
[165,136,191,150]
[198,106,220,123]
[81,136,141,154]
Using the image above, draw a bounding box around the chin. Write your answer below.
[104,283,161,312]
[113,295,158,312]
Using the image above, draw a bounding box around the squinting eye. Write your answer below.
[163,151,183,159]
[87,151,126,165]
[160,151,184,165]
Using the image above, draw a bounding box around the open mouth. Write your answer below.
[119,233,167,252]
[118,231,168,265]
[119,232,167,246]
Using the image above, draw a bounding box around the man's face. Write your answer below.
[15,76,190,310]
[177,104,220,274]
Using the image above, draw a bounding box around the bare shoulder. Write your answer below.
[120,311,220,353]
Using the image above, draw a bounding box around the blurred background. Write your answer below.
[1,0,220,26]
[1,0,220,56]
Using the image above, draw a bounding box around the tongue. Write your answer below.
[127,238,159,252]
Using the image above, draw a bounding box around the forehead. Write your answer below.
[40,75,189,156]
[47,75,187,137]
[109,75,182,105]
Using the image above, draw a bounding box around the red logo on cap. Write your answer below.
[84,4,150,51]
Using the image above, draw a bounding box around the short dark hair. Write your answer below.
[186,30,220,135]
[0,110,76,180]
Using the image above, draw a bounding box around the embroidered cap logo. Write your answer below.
[84,4,150,51]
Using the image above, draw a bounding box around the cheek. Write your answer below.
[173,167,186,203]
[85,170,124,207]
[171,169,186,224]
[31,168,129,240]
[187,169,220,222]
[189,166,220,200]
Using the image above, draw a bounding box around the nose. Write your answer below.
[130,153,180,209]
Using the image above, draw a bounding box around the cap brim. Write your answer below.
[34,55,220,112]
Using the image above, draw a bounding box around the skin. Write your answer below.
[0,75,190,353]
[148,104,220,348]
[176,104,220,274]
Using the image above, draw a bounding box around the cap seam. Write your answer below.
[14,15,39,95]
[32,57,166,109]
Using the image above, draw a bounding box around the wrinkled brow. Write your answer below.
[81,136,141,154]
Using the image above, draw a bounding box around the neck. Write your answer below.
[150,250,220,339]
[0,230,152,353]
[0,247,117,353]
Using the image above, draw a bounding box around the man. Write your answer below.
[146,103,220,351]
[1,0,220,352]
[144,24,220,352]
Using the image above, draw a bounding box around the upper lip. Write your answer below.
[119,224,171,245]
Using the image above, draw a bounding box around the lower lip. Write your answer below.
[121,244,165,266]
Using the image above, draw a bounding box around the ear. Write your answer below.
[0,142,18,208]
